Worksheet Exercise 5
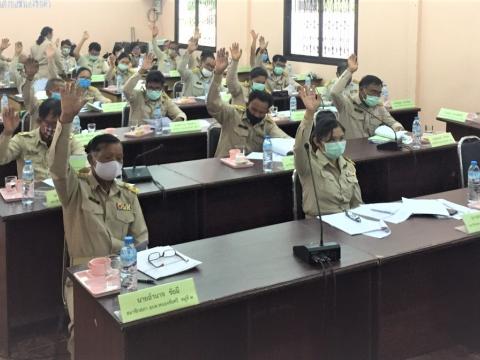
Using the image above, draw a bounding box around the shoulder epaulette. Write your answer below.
[78,170,90,179]
[233,104,246,113]
[119,181,140,195]
[17,131,31,136]
[345,157,356,166]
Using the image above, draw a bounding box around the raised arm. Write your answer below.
[255,36,269,69]
[0,38,11,61]
[294,86,323,176]
[331,54,357,112]
[206,48,236,124]
[150,25,166,65]
[177,37,198,81]
[45,44,59,78]
[226,42,243,101]
[105,54,116,84]
[48,82,87,205]
[123,52,154,101]
[0,108,22,165]
[249,30,258,68]
[22,58,39,113]
[73,31,89,60]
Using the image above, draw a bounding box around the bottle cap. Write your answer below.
[472,160,478,165]
[25,160,32,165]
[124,235,134,245]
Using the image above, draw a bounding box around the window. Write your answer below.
[175,0,217,50]
[283,0,358,65]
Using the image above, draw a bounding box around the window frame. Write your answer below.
[283,0,359,65]
[175,0,217,52]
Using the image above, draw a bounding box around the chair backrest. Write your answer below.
[207,125,222,158]
[122,105,130,127]
[457,136,480,187]
[172,81,184,98]
[292,170,305,220]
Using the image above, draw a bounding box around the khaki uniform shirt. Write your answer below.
[123,72,186,126]
[178,53,212,97]
[30,39,63,78]
[226,59,251,107]
[48,122,148,266]
[331,70,404,139]
[207,73,290,158]
[83,86,111,104]
[22,79,40,130]
[0,127,84,181]
[60,55,77,76]
[294,113,362,216]
[106,67,136,87]
[77,55,109,75]
[266,70,299,93]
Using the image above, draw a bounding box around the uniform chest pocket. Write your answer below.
[193,81,204,90]
[346,174,359,184]
[233,126,249,139]
[116,210,134,224]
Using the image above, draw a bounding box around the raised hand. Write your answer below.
[250,30,258,42]
[347,54,358,73]
[215,48,229,75]
[258,36,269,53]
[24,57,39,80]
[108,54,116,68]
[2,108,20,136]
[59,82,87,123]
[81,31,90,41]
[14,42,23,56]
[55,38,60,48]
[186,37,198,54]
[298,86,322,112]
[0,38,10,51]
[193,27,201,41]
[151,24,159,38]
[45,44,56,59]
[230,42,242,61]
[140,52,155,73]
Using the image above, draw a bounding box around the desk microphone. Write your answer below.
[354,103,401,151]
[122,144,164,183]
[293,143,341,265]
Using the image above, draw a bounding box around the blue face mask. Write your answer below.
[51,92,61,100]
[364,95,380,107]
[251,82,265,92]
[77,78,91,89]
[324,140,346,160]
[262,53,268,62]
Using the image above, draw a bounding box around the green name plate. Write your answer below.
[282,155,295,170]
[102,102,127,113]
[390,99,415,110]
[428,132,455,148]
[169,70,180,77]
[237,65,251,73]
[463,212,480,234]
[73,131,105,146]
[294,74,307,81]
[45,189,61,208]
[170,120,202,133]
[91,74,105,83]
[118,278,199,323]
[315,86,327,96]
[290,110,306,121]
[437,108,468,122]
[69,154,87,172]
[220,93,232,103]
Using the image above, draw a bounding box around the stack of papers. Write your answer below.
[368,125,409,144]
[321,212,390,239]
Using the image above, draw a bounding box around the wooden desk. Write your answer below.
[436,116,480,140]
[70,221,377,360]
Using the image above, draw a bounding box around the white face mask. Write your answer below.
[94,160,122,181]
[201,68,213,78]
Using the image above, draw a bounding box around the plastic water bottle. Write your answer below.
[153,106,162,135]
[164,59,172,74]
[3,71,10,86]
[72,115,81,134]
[412,115,422,149]
[22,160,34,206]
[116,74,123,91]
[381,83,390,105]
[305,75,311,88]
[468,161,480,204]
[1,94,8,113]
[289,95,297,116]
[263,135,273,173]
[120,236,137,291]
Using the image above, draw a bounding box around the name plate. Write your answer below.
[91,74,105,83]
[463,212,480,234]
[169,70,180,77]
[73,131,105,146]
[170,120,202,133]
[390,99,415,110]
[102,102,127,113]
[437,108,468,122]
[290,110,306,121]
[69,154,87,172]
[282,155,295,170]
[428,132,455,148]
[45,189,61,208]
[118,278,199,323]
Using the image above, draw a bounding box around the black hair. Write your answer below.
[250,66,268,80]
[117,52,131,64]
[146,70,165,85]
[38,98,61,121]
[200,51,215,62]
[312,111,344,143]
[88,42,101,52]
[272,55,286,64]
[36,26,52,45]
[248,90,273,108]
[255,47,269,56]
[359,75,383,89]
[85,134,121,154]
[336,61,348,77]
[60,39,72,48]
[45,78,65,91]
[73,67,92,79]
[112,44,123,53]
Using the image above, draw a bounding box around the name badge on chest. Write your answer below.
[116,202,132,211]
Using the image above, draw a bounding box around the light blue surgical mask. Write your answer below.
[77,78,91,89]
[273,66,284,76]
[364,95,380,107]
[251,82,265,92]
[324,140,346,160]
[117,63,129,72]
[51,92,61,100]
[89,55,99,62]
[262,53,268,62]
[146,89,162,101]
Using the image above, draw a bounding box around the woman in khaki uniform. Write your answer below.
[30,26,62,78]
[294,86,363,217]
[72,67,111,104]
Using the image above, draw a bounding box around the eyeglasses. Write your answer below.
[147,249,189,268]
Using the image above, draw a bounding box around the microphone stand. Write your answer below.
[122,144,164,183]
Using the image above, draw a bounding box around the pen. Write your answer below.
[371,209,394,215]
[345,210,361,223]
[138,279,155,284]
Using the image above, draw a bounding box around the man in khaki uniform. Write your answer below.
[73,31,109,75]
[264,55,300,93]
[331,54,403,140]
[151,25,194,74]
[294,86,362,217]
[207,48,290,158]
[105,53,136,87]
[123,53,186,126]
[48,83,148,358]
[73,67,111,104]
[0,99,84,181]
[226,42,269,107]
[178,37,215,97]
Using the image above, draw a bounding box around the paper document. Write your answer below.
[137,246,201,280]
[246,152,284,162]
[375,125,407,141]
[438,199,479,220]
[271,138,295,156]
[402,198,450,217]
[352,203,403,221]
[42,178,55,187]
[322,212,388,235]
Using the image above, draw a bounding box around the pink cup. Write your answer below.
[104,128,116,134]
[229,149,240,160]
[88,257,111,277]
